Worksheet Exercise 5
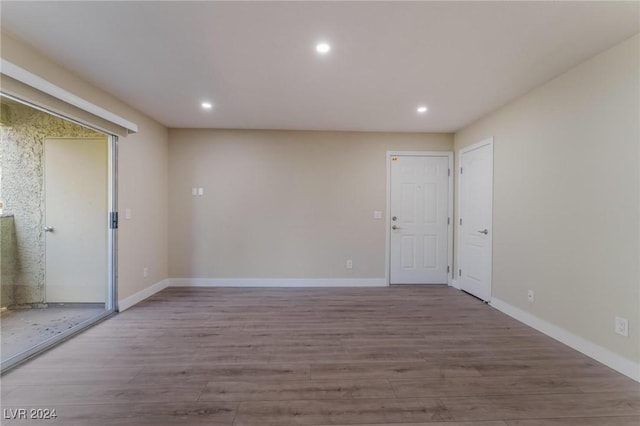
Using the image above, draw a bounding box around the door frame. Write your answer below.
[456,137,493,300]
[385,151,454,286]
[107,134,118,312]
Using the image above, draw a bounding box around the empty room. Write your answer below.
[0,1,638,425]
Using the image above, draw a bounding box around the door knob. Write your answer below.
[392,216,398,221]
[477,229,488,235]
[44,226,54,233]
[392,225,400,230]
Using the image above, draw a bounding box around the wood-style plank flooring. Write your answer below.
[1,286,638,425]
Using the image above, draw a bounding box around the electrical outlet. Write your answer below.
[346,260,353,269]
[615,316,629,337]
[143,267,149,278]
[527,290,534,302]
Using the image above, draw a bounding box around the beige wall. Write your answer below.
[454,34,640,363]
[1,33,170,302]
[168,129,452,279]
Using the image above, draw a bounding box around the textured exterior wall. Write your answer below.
[2,33,170,307]
[0,215,17,307]
[0,99,102,305]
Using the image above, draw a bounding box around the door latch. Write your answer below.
[110,212,118,229]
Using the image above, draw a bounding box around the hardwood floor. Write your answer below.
[1,286,638,425]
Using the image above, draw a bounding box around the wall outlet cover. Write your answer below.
[615,316,629,337]
[527,290,534,302]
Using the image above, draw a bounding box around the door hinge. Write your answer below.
[110,211,118,229]
[459,218,463,226]
[459,269,462,277]
[447,265,450,273]
[460,167,463,174]
[448,168,450,177]
[448,217,450,225]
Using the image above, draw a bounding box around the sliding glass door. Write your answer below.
[0,94,116,372]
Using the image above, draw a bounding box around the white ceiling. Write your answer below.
[2,1,639,132]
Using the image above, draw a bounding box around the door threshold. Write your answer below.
[461,290,489,303]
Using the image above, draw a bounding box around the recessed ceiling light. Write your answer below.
[201,102,213,109]
[417,106,428,114]
[316,42,331,54]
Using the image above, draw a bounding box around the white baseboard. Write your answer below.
[450,278,461,289]
[118,279,169,312]
[168,278,387,288]
[490,297,640,383]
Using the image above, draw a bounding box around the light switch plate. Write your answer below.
[192,187,197,196]
[198,187,204,196]
[373,211,383,219]
[125,208,132,220]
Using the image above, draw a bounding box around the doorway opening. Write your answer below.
[0,94,116,371]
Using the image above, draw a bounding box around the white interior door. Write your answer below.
[390,155,449,284]
[458,139,493,301]
[44,137,108,303]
